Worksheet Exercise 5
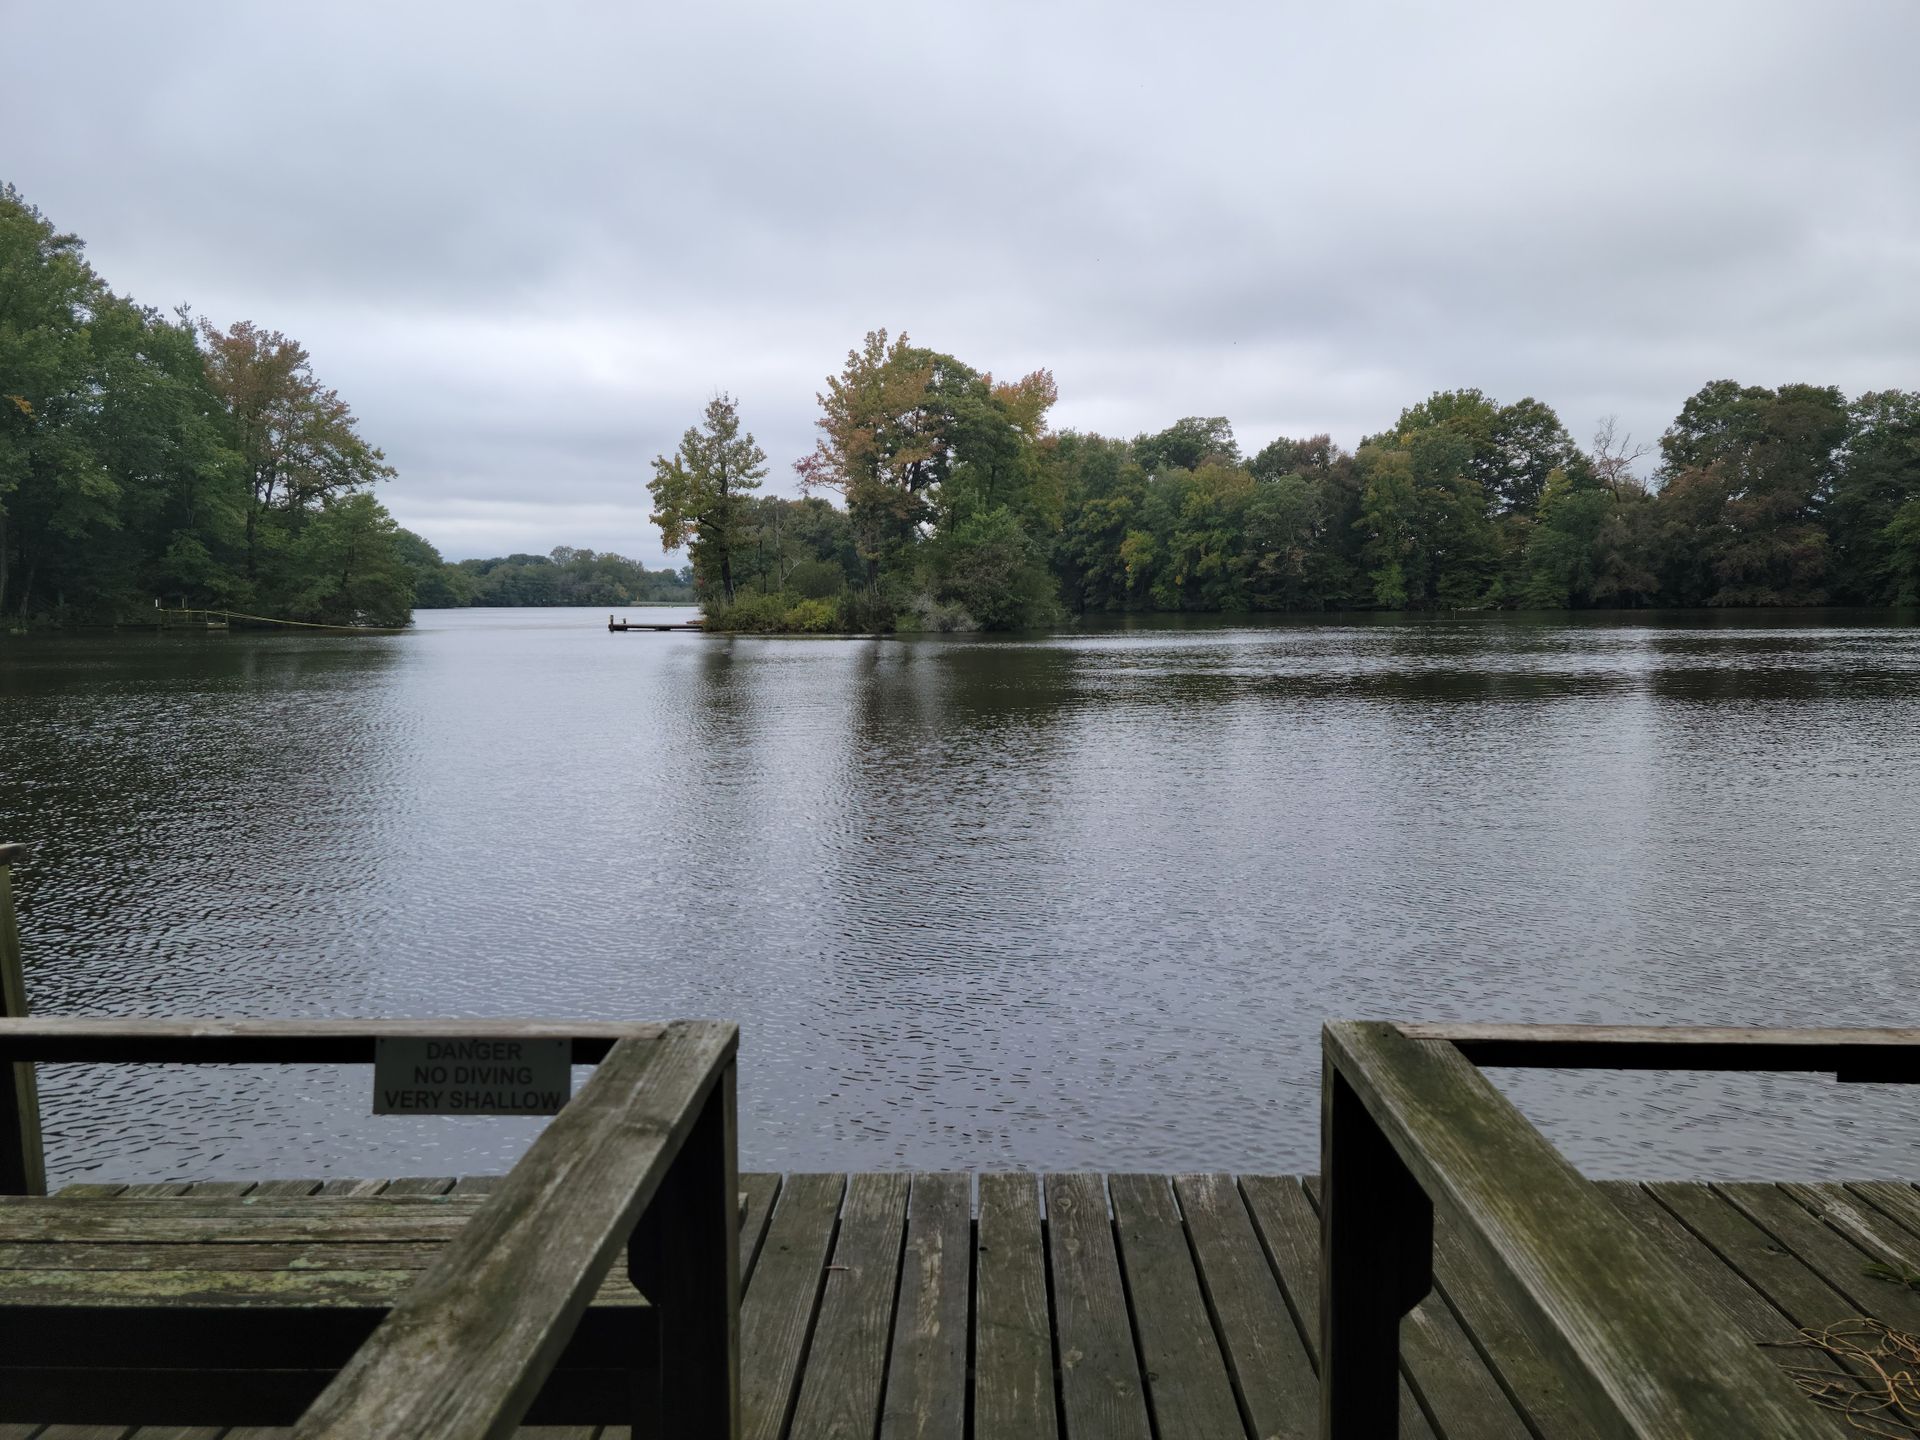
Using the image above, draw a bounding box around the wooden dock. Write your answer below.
[7,1169,1919,1439]
[608,615,703,632]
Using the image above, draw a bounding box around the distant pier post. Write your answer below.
[0,842,45,1195]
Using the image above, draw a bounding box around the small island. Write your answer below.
[647,334,1920,634]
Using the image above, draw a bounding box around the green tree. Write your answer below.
[1355,445,1417,607]
[926,505,1059,629]
[278,492,414,626]
[393,529,476,608]
[647,393,767,606]
[1887,499,1920,605]
[1490,397,1587,515]
[1153,461,1254,610]
[1828,391,1920,603]
[1249,433,1337,482]
[0,186,115,617]
[1655,381,1848,604]
[1133,416,1239,475]
[1245,473,1323,609]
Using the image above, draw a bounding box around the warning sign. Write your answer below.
[372,1037,572,1116]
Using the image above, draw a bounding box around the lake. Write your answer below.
[3,606,1919,1184]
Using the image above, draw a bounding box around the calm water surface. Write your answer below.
[3,607,1918,1183]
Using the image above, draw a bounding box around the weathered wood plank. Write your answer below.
[1603,1184,1799,1339]
[1172,1172,1317,1440]
[291,1022,735,1440]
[0,1018,663,1065]
[974,1173,1056,1440]
[1302,1173,1531,1440]
[1238,1175,1436,1440]
[53,1184,127,1198]
[1719,1181,1920,1331]
[0,1200,481,1243]
[1421,1188,1605,1440]
[1605,1184,1856,1435]
[878,1174,969,1440]
[1847,1180,1920,1240]
[1106,1174,1242,1440]
[739,1173,845,1440]
[0,1239,645,1279]
[787,1172,909,1440]
[1324,1021,1829,1439]
[249,1181,323,1197]
[0,1265,426,1305]
[738,1173,781,1287]
[316,1178,390,1196]
[1779,1180,1920,1297]
[378,1177,457,1197]
[1044,1173,1151,1440]
[1399,1023,1920,1079]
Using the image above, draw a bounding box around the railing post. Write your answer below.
[0,842,46,1196]
[1320,1041,1431,1440]
[629,1055,740,1440]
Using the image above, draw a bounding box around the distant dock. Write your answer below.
[608,614,704,632]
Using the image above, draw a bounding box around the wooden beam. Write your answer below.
[0,858,45,1196]
[291,1021,737,1440]
[630,1055,740,1440]
[1398,1022,1920,1079]
[1323,1021,1829,1440]
[1319,1060,1429,1439]
[0,1017,663,1065]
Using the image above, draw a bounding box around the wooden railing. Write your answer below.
[0,1015,740,1439]
[0,842,41,1195]
[1318,1021,1920,1439]
[0,847,740,1438]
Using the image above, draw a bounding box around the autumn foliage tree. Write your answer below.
[790,329,1060,625]
[794,330,950,587]
[198,320,395,580]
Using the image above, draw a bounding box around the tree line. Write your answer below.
[0,185,436,626]
[422,548,694,608]
[654,333,1920,630]
[0,187,695,627]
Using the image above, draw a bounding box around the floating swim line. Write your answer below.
[160,608,401,634]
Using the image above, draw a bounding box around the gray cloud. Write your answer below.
[8,0,1917,560]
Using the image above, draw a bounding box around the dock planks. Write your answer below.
[13,1173,1920,1438]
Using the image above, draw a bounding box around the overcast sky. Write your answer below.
[8,1,1918,563]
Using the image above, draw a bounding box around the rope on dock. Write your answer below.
[1765,1319,1920,1436]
